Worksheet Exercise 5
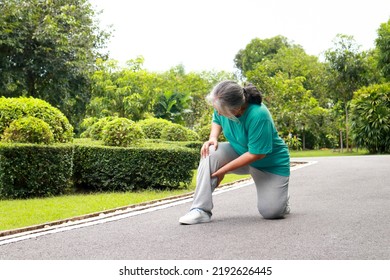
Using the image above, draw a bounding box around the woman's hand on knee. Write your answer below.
[201,138,218,158]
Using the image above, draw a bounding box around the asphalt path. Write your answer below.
[0,155,389,260]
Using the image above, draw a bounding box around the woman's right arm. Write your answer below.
[201,123,222,158]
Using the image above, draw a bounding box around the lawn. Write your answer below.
[290,148,369,157]
[0,172,249,231]
[0,149,369,232]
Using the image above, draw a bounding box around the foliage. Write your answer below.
[153,91,191,124]
[160,123,199,141]
[196,122,226,142]
[237,36,331,149]
[284,134,302,151]
[80,116,117,140]
[0,0,111,129]
[0,143,74,199]
[73,142,199,192]
[0,97,73,142]
[137,117,173,139]
[2,116,54,144]
[350,83,390,153]
[101,118,145,147]
[324,34,373,150]
[375,18,390,80]
[86,59,230,128]
[246,69,329,148]
[234,35,291,75]
[88,58,158,121]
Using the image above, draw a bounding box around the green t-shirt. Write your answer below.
[212,103,290,177]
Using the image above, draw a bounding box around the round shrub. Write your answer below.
[83,116,118,140]
[2,117,54,144]
[102,118,145,147]
[0,97,73,143]
[161,123,199,141]
[79,117,98,137]
[137,118,173,139]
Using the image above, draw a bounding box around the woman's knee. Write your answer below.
[208,143,233,161]
[258,205,285,219]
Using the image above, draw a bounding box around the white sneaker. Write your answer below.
[179,209,211,225]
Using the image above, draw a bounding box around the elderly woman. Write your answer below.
[179,80,290,225]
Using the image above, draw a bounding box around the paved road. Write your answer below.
[0,155,389,260]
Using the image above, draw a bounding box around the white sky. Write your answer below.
[92,0,390,73]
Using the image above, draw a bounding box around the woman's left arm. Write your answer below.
[211,152,265,186]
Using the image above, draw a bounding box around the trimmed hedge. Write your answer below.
[0,143,74,199]
[73,142,199,192]
[0,139,201,199]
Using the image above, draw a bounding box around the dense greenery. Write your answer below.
[101,117,144,147]
[0,143,74,199]
[0,0,110,128]
[0,140,200,199]
[0,97,74,143]
[2,116,54,144]
[350,83,390,153]
[73,141,199,192]
[376,19,390,80]
[1,1,389,155]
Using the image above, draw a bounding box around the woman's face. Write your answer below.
[213,102,241,119]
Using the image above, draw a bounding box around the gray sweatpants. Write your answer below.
[191,142,289,219]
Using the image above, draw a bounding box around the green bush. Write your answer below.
[102,118,145,147]
[0,97,73,143]
[350,83,390,154]
[284,134,302,151]
[2,117,54,144]
[161,123,199,141]
[78,117,98,137]
[138,118,173,139]
[81,116,117,140]
[196,122,226,142]
[0,143,74,199]
[73,142,199,192]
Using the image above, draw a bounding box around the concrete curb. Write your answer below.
[0,161,315,245]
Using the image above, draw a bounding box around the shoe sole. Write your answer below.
[179,218,211,225]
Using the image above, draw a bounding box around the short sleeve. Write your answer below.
[247,119,273,155]
[212,109,221,125]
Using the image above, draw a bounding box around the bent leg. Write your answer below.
[190,143,243,213]
[250,168,289,219]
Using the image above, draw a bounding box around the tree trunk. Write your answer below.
[340,130,343,153]
[345,102,350,152]
[27,71,36,97]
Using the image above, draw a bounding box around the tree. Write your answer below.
[234,35,290,76]
[376,18,390,80]
[325,34,371,151]
[350,83,390,153]
[241,38,330,149]
[256,45,329,107]
[87,58,160,121]
[247,68,328,149]
[0,0,110,129]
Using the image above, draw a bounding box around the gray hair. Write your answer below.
[206,80,245,119]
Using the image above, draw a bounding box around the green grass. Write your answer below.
[0,172,249,231]
[290,148,369,157]
[0,148,371,232]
